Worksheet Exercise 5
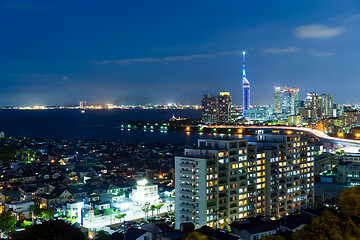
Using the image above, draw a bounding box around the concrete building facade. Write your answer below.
[175,134,315,229]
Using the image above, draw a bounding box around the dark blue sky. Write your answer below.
[0,0,359,106]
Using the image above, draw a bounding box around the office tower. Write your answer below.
[79,100,87,109]
[218,92,232,123]
[299,108,317,121]
[242,52,250,115]
[202,95,218,124]
[274,87,282,113]
[175,134,315,229]
[320,94,334,117]
[273,87,299,115]
[305,92,316,109]
[305,92,323,117]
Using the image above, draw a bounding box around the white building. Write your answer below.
[175,135,315,229]
[6,201,35,219]
[131,180,158,205]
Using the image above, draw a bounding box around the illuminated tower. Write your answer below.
[242,52,250,115]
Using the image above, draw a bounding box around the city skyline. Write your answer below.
[1,1,360,106]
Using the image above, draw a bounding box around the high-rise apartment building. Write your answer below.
[202,95,218,124]
[305,92,323,117]
[202,92,232,124]
[320,94,334,117]
[242,52,250,115]
[218,92,232,123]
[175,134,315,229]
[274,87,299,115]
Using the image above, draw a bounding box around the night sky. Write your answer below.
[0,0,359,106]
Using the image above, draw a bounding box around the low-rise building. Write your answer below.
[0,190,22,204]
[6,201,35,220]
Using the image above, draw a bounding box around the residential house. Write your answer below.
[231,218,277,240]
[18,185,38,201]
[124,228,153,240]
[36,193,60,208]
[0,190,22,204]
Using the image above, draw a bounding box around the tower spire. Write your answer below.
[242,51,250,115]
[242,51,246,77]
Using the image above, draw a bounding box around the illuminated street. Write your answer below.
[82,201,173,229]
[211,125,360,146]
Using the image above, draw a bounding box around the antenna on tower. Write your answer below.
[242,51,246,77]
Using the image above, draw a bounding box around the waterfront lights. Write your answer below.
[185,126,190,131]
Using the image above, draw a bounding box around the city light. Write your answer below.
[137,179,148,186]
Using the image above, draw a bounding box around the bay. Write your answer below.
[0,109,256,144]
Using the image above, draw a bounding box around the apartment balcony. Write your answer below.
[180,190,194,195]
[180,216,192,221]
[179,170,195,175]
[179,176,193,182]
[180,162,196,168]
[179,209,194,215]
[180,204,195,210]
[179,197,194,202]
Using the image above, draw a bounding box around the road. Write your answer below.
[210,125,360,146]
[82,201,173,229]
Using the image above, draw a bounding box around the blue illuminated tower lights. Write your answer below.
[242,51,250,116]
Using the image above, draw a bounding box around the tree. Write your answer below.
[25,149,31,163]
[40,207,55,220]
[0,146,16,166]
[141,203,150,220]
[0,209,17,238]
[29,205,37,223]
[291,186,360,240]
[183,232,208,240]
[115,213,126,223]
[337,185,360,218]
[94,209,100,216]
[168,203,173,212]
[104,208,114,216]
[292,210,360,240]
[260,235,286,240]
[20,220,32,228]
[154,203,164,215]
[12,219,85,240]
[150,204,156,218]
